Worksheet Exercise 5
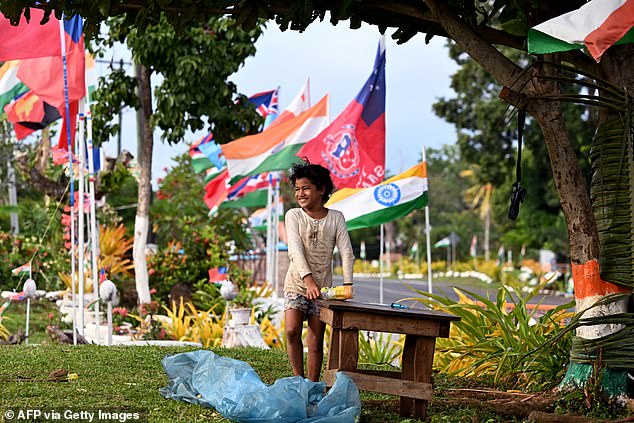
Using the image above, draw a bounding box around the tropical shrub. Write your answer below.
[406,282,574,391]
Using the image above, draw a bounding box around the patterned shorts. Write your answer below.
[284,292,324,317]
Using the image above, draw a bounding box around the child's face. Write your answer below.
[294,177,325,209]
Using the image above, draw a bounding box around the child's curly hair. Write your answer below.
[289,159,334,203]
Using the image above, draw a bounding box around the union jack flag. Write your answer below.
[248,88,279,118]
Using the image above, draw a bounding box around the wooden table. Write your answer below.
[320,300,460,419]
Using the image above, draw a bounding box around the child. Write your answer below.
[284,160,354,381]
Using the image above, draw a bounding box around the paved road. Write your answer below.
[338,275,573,309]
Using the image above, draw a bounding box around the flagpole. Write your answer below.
[379,223,384,304]
[78,112,86,342]
[265,174,273,289]
[86,110,101,345]
[273,174,280,295]
[423,147,433,294]
[59,14,81,340]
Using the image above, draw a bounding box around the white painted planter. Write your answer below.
[230,308,252,326]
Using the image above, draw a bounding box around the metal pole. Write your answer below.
[78,112,86,341]
[422,147,433,293]
[7,136,19,234]
[379,224,384,304]
[86,111,101,345]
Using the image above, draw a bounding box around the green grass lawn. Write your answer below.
[0,345,511,422]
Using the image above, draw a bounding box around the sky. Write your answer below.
[95,18,459,186]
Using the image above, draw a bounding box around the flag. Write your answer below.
[0,61,28,110]
[220,172,275,209]
[268,79,311,128]
[197,139,226,170]
[16,14,86,108]
[497,245,505,266]
[248,88,279,119]
[326,162,427,231]
[297,39,386,189]
[528,0,634,62]
[51,147,77,165]
[0,9,64,61]
[11,262,31,276]
[470,235,477,257]
[410,241,419,258]
[208,267,228,282]
[222,95,330,183]
[248,201,284,230]
[57,100,79,149]
[85,52,98,101]
[203,169,230,213]
[190,133,217,173]
[4,91,61,140]
[434,237,450,248]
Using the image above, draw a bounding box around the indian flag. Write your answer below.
[222,95,329,184]
[528,0,634,62]
[326,162,428,231]
[11,262,31,276]
[0,60,28,110]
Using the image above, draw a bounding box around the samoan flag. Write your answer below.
[248,88,279,119]
[297,39,386,189]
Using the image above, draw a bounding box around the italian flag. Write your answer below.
[221,95,329,184]
[326,162,428,231]
[528,0,634,62]
[0,60,28,110]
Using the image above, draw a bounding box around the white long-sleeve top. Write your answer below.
[284,208,354,295]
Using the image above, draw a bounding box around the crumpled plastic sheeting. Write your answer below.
[160,350,361,422]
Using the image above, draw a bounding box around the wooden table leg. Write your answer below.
[400,335,436,419]
[326,328,341,370]
[338,329,359,371]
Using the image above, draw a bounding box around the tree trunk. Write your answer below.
[425,0,631,394]
[133,64,153,305]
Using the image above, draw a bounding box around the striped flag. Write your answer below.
[222,95,330,184]
[0,61,28,110]
[326,162,428,231]
[268,79,310,128]
[190,133,217,173]
[528,0,634,62]
[11,262,31,276]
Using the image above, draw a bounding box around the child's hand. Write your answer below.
[304,275,320,300]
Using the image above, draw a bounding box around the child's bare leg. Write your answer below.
[285,308,305,377]
[306,314,326,382]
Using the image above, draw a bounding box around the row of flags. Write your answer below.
[0,9,88,147]
[194,40,392,224]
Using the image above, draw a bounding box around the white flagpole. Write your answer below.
[86,111,100,345]
[78,112,86,339]
[273,174,280,295]
[59,14,81,339]
[379,223,384,304]
[265,175,274,288]
[423,147,433,294]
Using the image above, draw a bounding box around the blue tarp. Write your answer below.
[160,350,361,422]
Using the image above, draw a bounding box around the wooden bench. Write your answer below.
[320,300,460,420]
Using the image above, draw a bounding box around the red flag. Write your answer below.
[3,91,61,140]
[203,169,230,212]
[297,40,386,188]
[0,9,62,61]
[208,267,228,282]
[17,15,86,108]
[57,100,79,150]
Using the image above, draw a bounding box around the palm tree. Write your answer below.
[460,168,493,261]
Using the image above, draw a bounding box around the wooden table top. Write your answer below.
[321,300,460,321]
